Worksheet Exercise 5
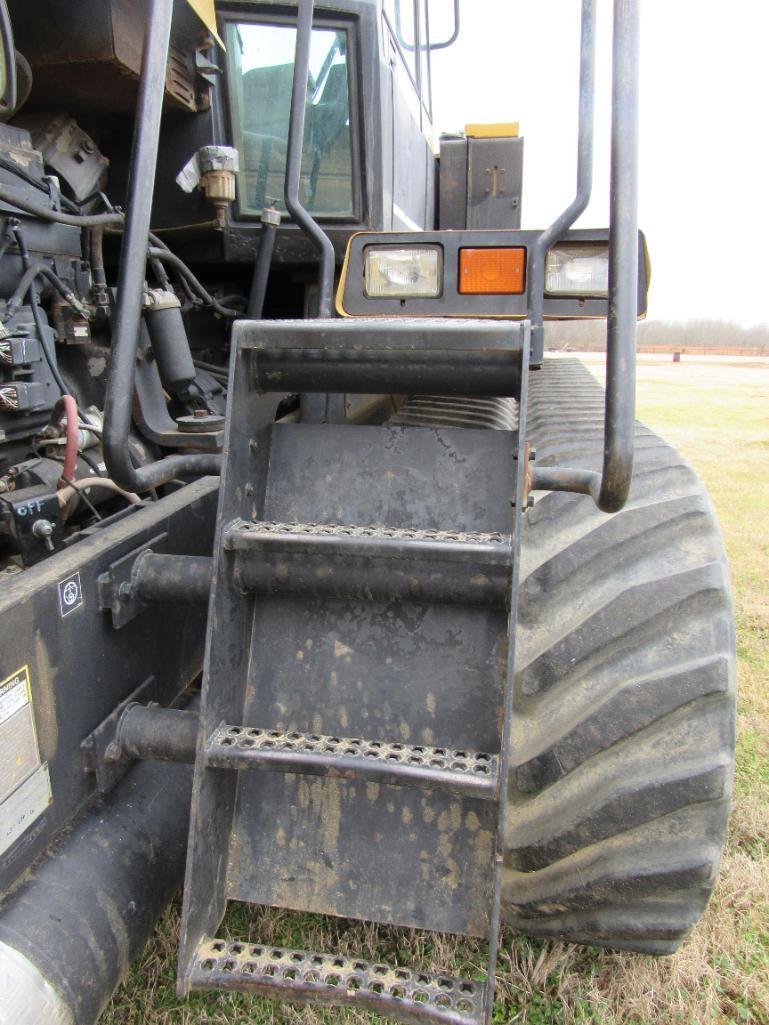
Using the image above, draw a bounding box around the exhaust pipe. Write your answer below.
[0,758,192,1025]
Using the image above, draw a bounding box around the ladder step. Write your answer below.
[188,938,485,1025]
[235,316,524,397]
[204,725,499,799]
[223,521,512,606]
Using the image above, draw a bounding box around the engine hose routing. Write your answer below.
[3,262,91,322]
[146,247,240,318]
[0,183,124,226]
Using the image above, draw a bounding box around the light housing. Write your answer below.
[458,247,526,294]
[545,242,609,297]
[363,245,443,299]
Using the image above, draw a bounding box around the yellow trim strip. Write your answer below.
[464,122,519,139]
[184,0,225,48]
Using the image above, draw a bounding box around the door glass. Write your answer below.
[225,21,354,218]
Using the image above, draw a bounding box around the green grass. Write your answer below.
[103,356,769,1025]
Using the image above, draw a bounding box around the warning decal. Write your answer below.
[0,666,30,727]
[0,666,52,857]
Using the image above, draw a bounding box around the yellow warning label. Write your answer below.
[0,666,50,855]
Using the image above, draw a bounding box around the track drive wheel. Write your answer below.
[502,358,736,954]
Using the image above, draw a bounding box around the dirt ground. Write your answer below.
[104,354,769,1025]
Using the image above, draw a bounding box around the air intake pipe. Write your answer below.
[0,758,193,1025]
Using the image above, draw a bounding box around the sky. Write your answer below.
[429,1,767,327]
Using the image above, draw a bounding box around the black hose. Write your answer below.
[0,182,124,226]
[247,207,279,318]
[3,261,91,321]
[146,246,240,317]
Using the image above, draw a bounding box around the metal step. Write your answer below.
[189,938,486,1025]
[223,520,513,606]
[234,316,525,397]
[204,725,499,799]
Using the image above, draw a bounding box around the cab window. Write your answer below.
[225,20,354,219]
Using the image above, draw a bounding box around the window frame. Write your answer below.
[221,8,364,225]
[383,0,433,121]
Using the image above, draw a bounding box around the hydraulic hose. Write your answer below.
[147,247,240,318]
[247,207,280,319]
[3,262,91,322]
[0,183,124,226]
[50,395,79,486]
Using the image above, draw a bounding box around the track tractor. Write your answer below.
[0,1,735,1023]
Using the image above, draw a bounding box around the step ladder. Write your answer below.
[178,318,531,1025]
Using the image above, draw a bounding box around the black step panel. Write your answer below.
[189,939,485,1025]
[205,725,499,799]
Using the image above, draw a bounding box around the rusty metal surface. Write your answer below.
[189,939,483,1025]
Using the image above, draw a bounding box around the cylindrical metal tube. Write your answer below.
[252,349,522,397]
[132,552,212,605]
[0,759,192,1025]
[143,291,196,396]
[528,0,596,363]
[115,705,199,764]
[598,0,639,513]
[284,0,336,318]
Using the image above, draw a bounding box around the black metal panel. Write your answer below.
[263,422,516,531]
[0,478,218,893]
[438,135,468,230]
[466,137,523,230]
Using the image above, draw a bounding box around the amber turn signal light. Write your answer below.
[458,247,526,295]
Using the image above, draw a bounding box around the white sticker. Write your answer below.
[0,764,52,857]
[0,666,29,728]
[58,571,83,617]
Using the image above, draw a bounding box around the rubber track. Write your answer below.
[394,358,736,954]
[503,359,735,953]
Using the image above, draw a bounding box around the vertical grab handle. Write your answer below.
[530,0,640,514]
[284,0,336,319]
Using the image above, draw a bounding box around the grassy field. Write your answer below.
[104,356,769,1025]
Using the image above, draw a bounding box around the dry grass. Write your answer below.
[104,355,769,1025]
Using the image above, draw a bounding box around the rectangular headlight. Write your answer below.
[363,245,442,299]
[545,243,609,297]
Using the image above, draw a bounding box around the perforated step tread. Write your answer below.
[223,520,512,561]
[189,938,485,1025]
[204,725,499,799]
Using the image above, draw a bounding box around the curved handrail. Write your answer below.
[531,0,640,514]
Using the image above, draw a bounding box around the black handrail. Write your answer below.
[102,0,220,491]
[531,0,640,514]
[284,0,336,319]
[528,0,596,366]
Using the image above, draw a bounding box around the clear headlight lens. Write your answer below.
[545,243,609,297]
[363,245,442,298]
